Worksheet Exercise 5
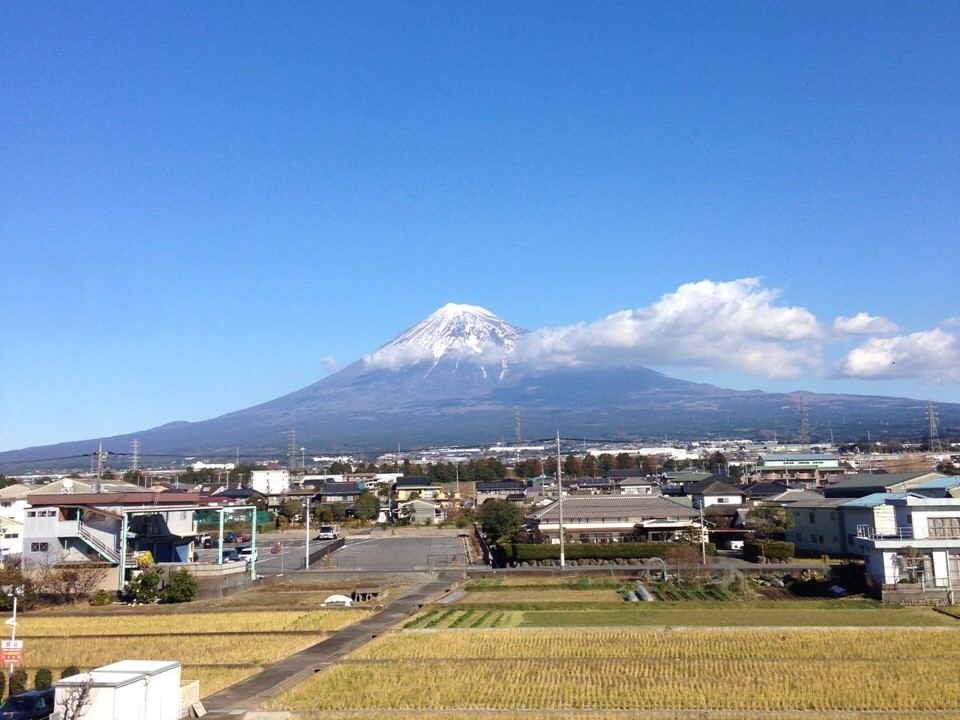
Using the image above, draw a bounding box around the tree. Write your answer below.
[331,502,347,521]
[581,454,599,478]
[664,544,702,580]
[160,567,198,604]
[478,499,523,543]
[745,504,794,559]
[898,546,926,583]
[280,499,304,522]
[354,491,380,521]
[705,451,727,474]
[34,667,53,690]
[56,674,94,720]
[563,455,582,478]
[9,667,27,695]
[31,561,110,604]
[123,567,162,604]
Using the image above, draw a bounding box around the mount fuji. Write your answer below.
[2,303,958,468]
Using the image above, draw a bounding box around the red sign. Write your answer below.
[1,640,23,665]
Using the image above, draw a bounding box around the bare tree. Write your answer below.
[28,556,110,604]
[664,544,702,581]
[56,673,94,720]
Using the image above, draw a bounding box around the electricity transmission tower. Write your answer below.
[798,397,810,450]
[927,402,943,454]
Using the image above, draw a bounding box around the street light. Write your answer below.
[3,585,23,683]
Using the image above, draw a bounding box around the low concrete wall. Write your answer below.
[158,562,256,600]
[301,537,345,569]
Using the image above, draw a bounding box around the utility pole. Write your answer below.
[557,431,564,569]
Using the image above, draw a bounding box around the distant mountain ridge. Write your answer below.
[2,304,958,470]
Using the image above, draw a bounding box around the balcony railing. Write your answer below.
[856,524,914,541]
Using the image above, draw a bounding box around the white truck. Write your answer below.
[316,524,341,540]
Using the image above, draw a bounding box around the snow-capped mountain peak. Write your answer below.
[365,303,527,369]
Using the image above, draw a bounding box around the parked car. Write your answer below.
[196,533,213,548]
[223,531,237,543]
[237,545,257,563]
[0,688,55,720]
[221,548,241,563]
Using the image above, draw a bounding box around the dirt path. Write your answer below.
[201,572,459,718]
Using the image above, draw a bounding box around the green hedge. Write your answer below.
[744,540,795,561]
[505,542,714,563]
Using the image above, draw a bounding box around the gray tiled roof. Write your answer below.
[528,495,698,522]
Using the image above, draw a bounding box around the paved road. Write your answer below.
[327,534,470,572]
[196,536,338,576]
[201,572,460,718]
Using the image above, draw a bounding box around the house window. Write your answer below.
[30,542,49,552]
[809,512,815,523]
[929,516,960,539]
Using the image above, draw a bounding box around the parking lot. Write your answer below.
[195,530,473,575]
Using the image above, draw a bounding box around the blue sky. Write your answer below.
[1,2,958,452]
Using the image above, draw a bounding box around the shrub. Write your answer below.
[9,667,27,696]
[34,667,53,690]
[0,669,5,699]
[123,567,162,604]
[90,589,114,606]
[505,541,714,563]
[61,665,80,679]
[160,568,198,604]
[744,540,795,562]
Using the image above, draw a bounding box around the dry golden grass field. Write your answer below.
[266,575,960,720]
[12,576,960,720]
[15,587,373,696]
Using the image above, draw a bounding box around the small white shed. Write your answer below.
[54,660,182,720]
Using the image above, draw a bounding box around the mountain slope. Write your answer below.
[2,304,958,469]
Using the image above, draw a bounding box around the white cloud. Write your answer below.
[832,312,898,337]
[515,278,822,379]
[836,329,960,382]
[320,356,341,372]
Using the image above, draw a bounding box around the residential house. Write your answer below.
[22,487,208,590]
[393,476,440,502]
[703,504,751,551]
[618,477,659,496]
[784,495,849,556]
[823,472,946,499]
[660,471,713,496]
[399,498,446,525]
[851,494,960,600]
[318,481,366,514]
[0,484,32,558]
[476,480,527,505]
[688,477,744,509]
[527,495,699,543]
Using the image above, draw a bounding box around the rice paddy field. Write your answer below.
[11,574,960,719]
[15,592,373,696]
[267,575,960,720]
